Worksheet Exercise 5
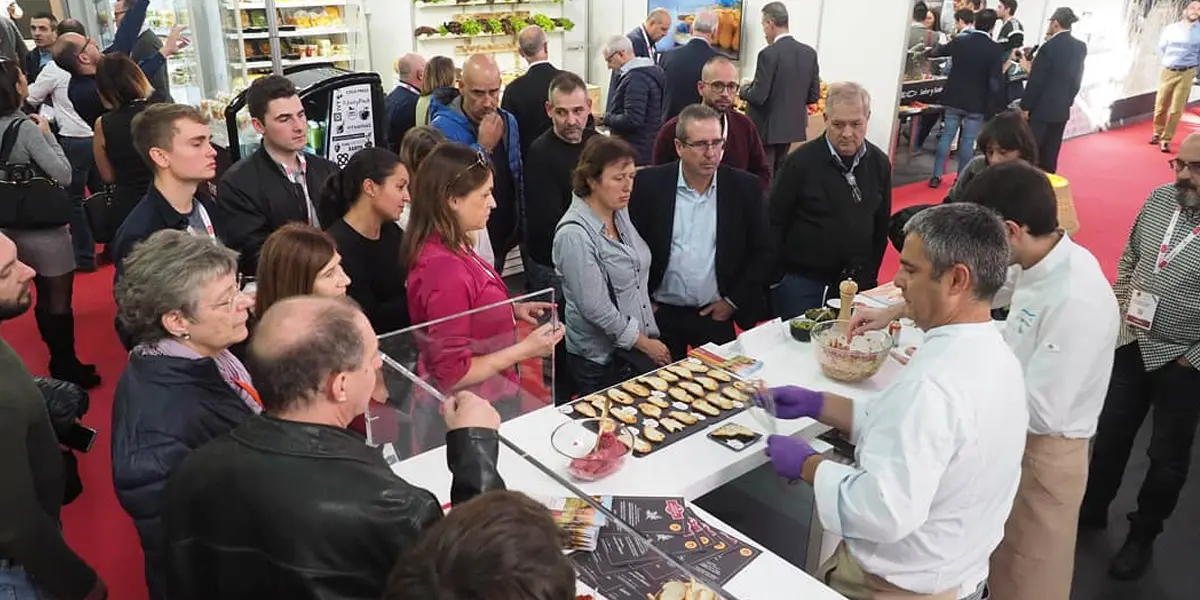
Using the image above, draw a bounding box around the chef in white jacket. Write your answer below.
[852,161,1120,600]
[767,203,1027,600]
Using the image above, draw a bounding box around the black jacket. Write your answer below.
[768,136,892,289]
[607,61,667,165]
[661,39,721,121]
[608,27,656,107]
[164,416,504,600]
[501,62,561,159]
[112,352,256,600]
[111,185,225,281]
[930,31,1005,116]
[628,162,774,328]
[217,147,340,275]
[1021,31,1088,124]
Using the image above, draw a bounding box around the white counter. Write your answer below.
[386,318,935,600]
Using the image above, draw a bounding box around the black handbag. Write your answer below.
[0,119,72,229]
[84,186,118,244]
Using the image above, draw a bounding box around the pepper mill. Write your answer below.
[838,279,858,322]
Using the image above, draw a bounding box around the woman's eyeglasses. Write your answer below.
[449,150,490,186]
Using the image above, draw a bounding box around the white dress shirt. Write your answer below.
[25,61,93,138]
[814,322,1027,596]
[1003,235,1120,438]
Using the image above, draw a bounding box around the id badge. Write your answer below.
[1125,289,1160,331]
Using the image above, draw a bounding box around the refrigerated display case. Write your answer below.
[222,65,385,165]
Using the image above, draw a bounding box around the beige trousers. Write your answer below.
[1153,66,1197,142]
[988,434,1090,600]
[819,542,961,600]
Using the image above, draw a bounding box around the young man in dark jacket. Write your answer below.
[218,75,340,275]
[602,34,666,165]
[769,82,892,320]
[0,233,107,600]
[164,296,505,600]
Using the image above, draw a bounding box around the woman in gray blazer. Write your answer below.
[552,136,671,394]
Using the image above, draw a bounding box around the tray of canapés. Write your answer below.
[559,358,757,457]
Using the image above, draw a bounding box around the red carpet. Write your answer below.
[2,111,1195,599]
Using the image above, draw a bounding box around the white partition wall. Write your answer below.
[816,0,911,151]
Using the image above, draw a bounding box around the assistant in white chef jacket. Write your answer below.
[766,204,1028,600]
[955,162,1119,600]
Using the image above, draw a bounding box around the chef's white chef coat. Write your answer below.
[813,322,1028,597]
[1002,235,1120,438]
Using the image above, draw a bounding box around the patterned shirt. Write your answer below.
[276,152,319,227]
[1114,184,1200,371]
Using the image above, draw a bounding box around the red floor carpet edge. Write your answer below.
[4,111,1195,599]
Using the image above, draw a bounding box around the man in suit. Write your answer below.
[740,2,821,174]
[501,26,561,160]
[660,11,720,122]
[653,57,772,189]
[116,0,172,102]
[629,104,773,360]
[385,53,425,152]
[608,8,671,107]
[1019,7,1087,173]
[927,8,1004,187]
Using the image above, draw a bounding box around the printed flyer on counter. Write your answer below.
[569,496,761,598]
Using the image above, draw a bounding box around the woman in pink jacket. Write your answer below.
[403,142,562,449]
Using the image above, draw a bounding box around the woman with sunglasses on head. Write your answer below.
[404,143,563,448]
[0,57,99,387]
[319,147,412,334]
[112,230,258,600]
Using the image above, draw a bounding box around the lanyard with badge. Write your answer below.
[1125,208,1200,330]
[192,202,217,241]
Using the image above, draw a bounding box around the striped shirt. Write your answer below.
[1114,184,1200,371]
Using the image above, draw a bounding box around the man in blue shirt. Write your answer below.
[1152,0,1200,153]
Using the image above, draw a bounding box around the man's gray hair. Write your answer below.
[603,34,633,58]
[903,203,1011,301]
[675,103,721,140]
[396,53,422,81]
[693,10,719,35]
[826,81,871,113]
[115,229,239,346]
[518,25,547,58]
[762,1,789,27]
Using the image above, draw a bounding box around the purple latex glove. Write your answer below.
[770,385,825,420]
[765,435,818,481]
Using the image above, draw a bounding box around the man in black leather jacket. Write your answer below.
[163,296,505,600]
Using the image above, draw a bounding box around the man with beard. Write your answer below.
[0,232,108,600]
[1079,132,1200,581]
[652,57,772,189]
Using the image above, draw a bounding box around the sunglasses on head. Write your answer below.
[449,150,489,187]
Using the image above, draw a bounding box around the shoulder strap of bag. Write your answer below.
[0,119,27,164]
[554,220,619,307]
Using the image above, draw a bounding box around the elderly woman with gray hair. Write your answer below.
[111,229,258,600]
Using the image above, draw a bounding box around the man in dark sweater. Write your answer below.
[652,56,772,189]
[386,53,425,152]
[525,71,597,290]
[0,232,107,600]
[769,82,892,320]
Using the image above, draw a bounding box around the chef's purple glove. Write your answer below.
[770,385,824,420]
[765,435,818,481]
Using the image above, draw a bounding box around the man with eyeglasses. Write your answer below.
[768,81,892,320]
[601,35,665,166]
[1078,133,1200,581]
[652,57,772,189]
[628,104,773,360]
[431,53,524,269]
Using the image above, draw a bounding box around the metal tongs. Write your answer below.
[749,380,779,436]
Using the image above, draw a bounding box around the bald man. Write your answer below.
[164,295,505,600]
[609,8,672,105]
[431,53,525,270]
[653,57,772,189]
[661,10,721,121]
[501,25,563,160]
[386,52,426,151]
